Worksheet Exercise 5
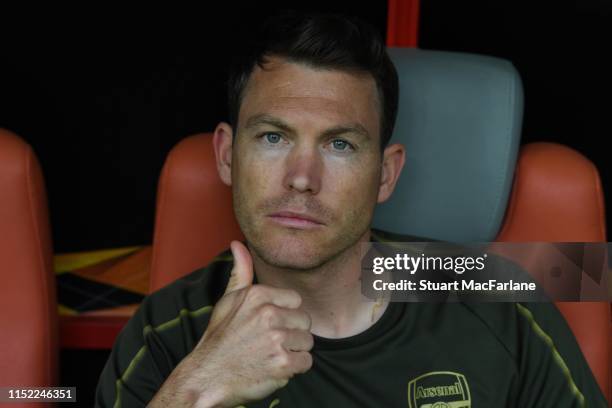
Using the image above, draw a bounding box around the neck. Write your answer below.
[250,229,388,339]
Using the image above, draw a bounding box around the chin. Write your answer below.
[253,230,332,270]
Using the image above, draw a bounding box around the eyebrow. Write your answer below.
[245,114,293,133]
[244,113,371,140]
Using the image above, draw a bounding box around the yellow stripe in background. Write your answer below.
[54,246,143,274]
[58,304,78,315]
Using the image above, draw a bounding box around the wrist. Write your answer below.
[174,356,230,408]
[191,387,228,408]
[150,355,229,408]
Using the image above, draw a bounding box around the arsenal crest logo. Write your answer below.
[407,371,471,408]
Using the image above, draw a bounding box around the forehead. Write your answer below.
[238,56,380,133]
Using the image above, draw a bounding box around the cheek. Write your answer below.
[233,153,278,205]
[324,157,381,211]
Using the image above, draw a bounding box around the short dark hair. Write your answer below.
[227,11,399,150]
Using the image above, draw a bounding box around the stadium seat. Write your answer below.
[496,141,610,400]
[151,133,243,291]
[150,49,609,400]
[0,129,58,406]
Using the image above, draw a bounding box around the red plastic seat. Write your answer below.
[497,142,610,400]
[0,129,58,407]
[150,133,243,292]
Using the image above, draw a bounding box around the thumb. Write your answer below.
[224,240,254,294]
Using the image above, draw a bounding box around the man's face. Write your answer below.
[230,57,384,270]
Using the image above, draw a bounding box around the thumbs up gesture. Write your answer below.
[150,241,314,408]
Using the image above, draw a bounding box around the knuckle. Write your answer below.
[275,352,292,371]
[245,285,266,304]
[259,304,278,326]
[269,329,286,345]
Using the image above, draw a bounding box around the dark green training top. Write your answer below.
[95,229,607,407]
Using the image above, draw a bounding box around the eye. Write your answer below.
[263,132,282,144]
[330,139,353,152]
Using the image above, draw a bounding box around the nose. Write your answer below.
[282,143,323,194]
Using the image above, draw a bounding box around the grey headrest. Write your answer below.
[373,48,523,242]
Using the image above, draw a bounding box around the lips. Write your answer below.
[268,211,325,228]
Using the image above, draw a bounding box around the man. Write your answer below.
[95,11,607,407]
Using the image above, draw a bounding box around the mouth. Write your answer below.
[267,211,325,230]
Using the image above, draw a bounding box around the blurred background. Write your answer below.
[2,0,610,253]
[1,0,610,406]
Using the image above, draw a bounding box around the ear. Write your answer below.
[212,122,234,186]
[377,143,406,203]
